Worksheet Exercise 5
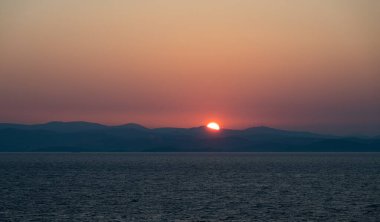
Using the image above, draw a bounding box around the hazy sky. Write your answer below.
[0,0,379,135]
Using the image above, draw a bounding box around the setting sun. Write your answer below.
[207,122,220,131]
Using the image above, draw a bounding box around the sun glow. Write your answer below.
[207,122,220,131]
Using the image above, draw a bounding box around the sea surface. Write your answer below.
[0,153,379,221]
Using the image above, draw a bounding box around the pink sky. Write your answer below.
[0,0,379,135]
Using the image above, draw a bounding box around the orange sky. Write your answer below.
[0,0,379,135]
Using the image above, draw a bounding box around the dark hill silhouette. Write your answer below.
[243,126,325,137]
[0,122,378,152]
[111,123,148,131]
[0,121,107,132]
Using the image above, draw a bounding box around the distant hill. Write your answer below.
[0,122,378,152]
[0,121,107,132]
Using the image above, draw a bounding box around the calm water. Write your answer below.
[0,153,379,221]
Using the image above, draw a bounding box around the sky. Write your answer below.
[0,0,379,135]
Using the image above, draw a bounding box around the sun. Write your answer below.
[207,122,220,131]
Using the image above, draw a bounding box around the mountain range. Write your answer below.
[0,121,379,152]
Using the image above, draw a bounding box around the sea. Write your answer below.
[0,153,379,221]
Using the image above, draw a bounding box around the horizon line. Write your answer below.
[1,120,376,137]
